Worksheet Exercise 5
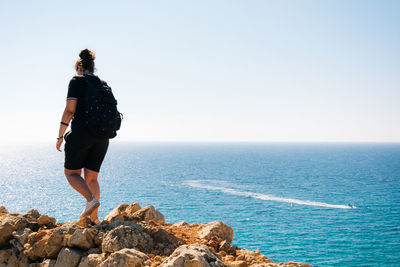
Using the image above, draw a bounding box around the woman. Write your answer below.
[56,49,109,225]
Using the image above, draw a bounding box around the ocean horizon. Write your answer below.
[1,142,399,266]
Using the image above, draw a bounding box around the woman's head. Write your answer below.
[75,49,95,74]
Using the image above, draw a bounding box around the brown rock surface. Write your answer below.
[0,213,29,248]
[104,202,141,222]
[99,248,150,267]
[55,247,82,267]
[78,253,106,267]
[160,243,227,267]
[0,203,312,267]
[67,227,98,250]
[101,225,153,253]
[132,205,166,225]
[37,215,56,227]
[198,221,234,245]
[24,223,80,260]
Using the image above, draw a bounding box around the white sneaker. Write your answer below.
[80,197,100,219]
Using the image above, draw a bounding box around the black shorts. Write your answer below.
[64,127,109,172]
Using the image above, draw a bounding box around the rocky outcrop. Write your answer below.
[0,203,312,267]
[160,244,227,267]
[100,248,150,267]
[198,221,234,246]
[104,203,165,225]
[101,225,153,253]
[104,202,141,222]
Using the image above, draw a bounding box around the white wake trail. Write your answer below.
[184,180,356,209]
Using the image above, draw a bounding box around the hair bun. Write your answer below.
[79,49,95,62]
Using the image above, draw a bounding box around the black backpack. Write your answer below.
[83,75,123,139]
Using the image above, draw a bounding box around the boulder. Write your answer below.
[160,243,228,267]
[0,247,29,267]
[104,202,141,222]
[143,227,179,256]
[12,228,33,246]
[198,221,234,245]
[55,247,82,267]
[99,248,150,267]
[78,253,106,267]
[22,209,41,221]
[0,206,8,214]
[0,214,29,248]
[67,227,98,250]
[131,205,165,225]
[24,223,81,260]
[37,215,56,227]
[101,225,153,253]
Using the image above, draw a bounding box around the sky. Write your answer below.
[0,0,399,143]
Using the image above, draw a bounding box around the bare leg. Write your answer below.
[64,168,94,201]
[84,168,100,221]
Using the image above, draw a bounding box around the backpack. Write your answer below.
[83,75,123,138]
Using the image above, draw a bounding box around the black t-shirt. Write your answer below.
[67,74,105,129]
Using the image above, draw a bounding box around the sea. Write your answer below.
[1,142,399,266]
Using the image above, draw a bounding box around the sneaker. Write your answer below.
[80,197,100,219]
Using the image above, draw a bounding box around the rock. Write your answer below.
[223,255,235,262]
[173,221,188,227]
[0,204,313,267]
[131,205,165,225]
[24,223,81,260]
[78,253,106,267]
[37,215,56,227]
[22,210,41,221]
[38,259,56,267]
[0,248,14,264]
[160,243,228,267]
[0,214,29,248]
[93,232,103,247]
[198,221,234,245]
[230,260,247,267]
[102,219,143,232]
[219,240,231,252]
[0,247,29,267]
[67,227,98,250]
[104,202,141,222]
[10,238,24,252]
[142,226,180,256]
[101,225,153,253]
[13,228,33,245]
[99,248,150,267]
[145,227,179,250]
[0,206,8,214]
[55,247,82,267]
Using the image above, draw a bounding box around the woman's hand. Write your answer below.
[56,138,63,152]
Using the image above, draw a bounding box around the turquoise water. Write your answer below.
[1,142,399,266]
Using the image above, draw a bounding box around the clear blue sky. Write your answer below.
[0,0,399,143]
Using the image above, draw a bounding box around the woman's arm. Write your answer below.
[56,99,77,152]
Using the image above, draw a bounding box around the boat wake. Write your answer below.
[183,180,356,209]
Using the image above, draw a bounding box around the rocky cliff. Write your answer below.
[0,203,311,267]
